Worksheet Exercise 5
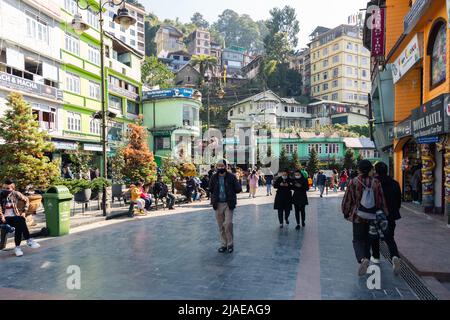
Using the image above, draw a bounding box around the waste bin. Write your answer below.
[43,186,73,236]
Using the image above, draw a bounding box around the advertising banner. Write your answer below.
[391,34,423,84]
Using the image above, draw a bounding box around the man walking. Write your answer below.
[316,171,327,198]
[209,159,242,253]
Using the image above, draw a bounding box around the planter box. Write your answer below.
[74,188,92,203]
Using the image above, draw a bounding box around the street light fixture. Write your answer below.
[73,0,136,217]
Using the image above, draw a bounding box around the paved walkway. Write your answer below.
[0,189,418,300]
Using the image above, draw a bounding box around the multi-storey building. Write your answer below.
[0,0,64,143]
[289,48,311,97]
[187,29,211,56]
[222,46,245,76]
[364,0,450,218]
[227,91,312,130]
[104,1,146,56]
[155,25,184,58]
[307,100,368,126]
[309,24,371,105]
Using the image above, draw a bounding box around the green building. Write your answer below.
[142,88,202,167]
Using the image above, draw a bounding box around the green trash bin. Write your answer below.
[43,186,73,236]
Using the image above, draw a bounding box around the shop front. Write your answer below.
[411,93,449,214]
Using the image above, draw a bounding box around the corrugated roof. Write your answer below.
[343,137,375,149]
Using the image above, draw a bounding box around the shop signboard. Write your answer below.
[412,94,446,138]
[417,136,439,144]
[53,141,77,150]
[404,0,431,34]
[395,118,412,139]
[444,94,450,133]
[143,88,194,100]
[83,143,110,152]
[392,34,423,84]
[371,8,385,57]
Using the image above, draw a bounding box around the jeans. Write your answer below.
[278,209,291,224]
[215,202,233,247]
[165,193,175,208]
[143,198,152,210]
[352,222,371,263]
[371,220,399,259]
[318,185,325,196]
[266,183,272,195]
[5,216,30,247]
[294,204,306,225]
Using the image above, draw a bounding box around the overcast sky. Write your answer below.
[141,0,368,48]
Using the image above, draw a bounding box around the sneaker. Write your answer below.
[218,246,227,253]
[14,247,23,257]
[295,225,301,230]
[370,256,380,264]
[27,239,41,249]
[302,221,305,227]
[266,193,270,196]
[358,258,370,276]
[280,224,284,229]
[227,246,234,253]
[392,256,401,276]
[285,219,289,225]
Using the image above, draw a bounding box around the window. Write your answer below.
[347,54,353,63]
[109,95,122,113]
[130,39,136,46]
[284,106,288,112]
[127,100,139,115]
[109,75,120,87]
[332,93,338,100]
[64,0,77,14]
[323,71,328,80]
[332,55,339,63]
[333,43,339,51]
[428,20,447,88]
[323,47,328,55]
[346,67,352,75]
[284,144,298,155]
[26,12,49,44]
[130,29,135,36]
[88,81,100,100]
[66,72,80,93]
[362,57,368,65]
[345,92,354,100]
[88,45,100,65]
[333,68,339,77]
[109,21,115,29]
[87,8,99,29]
[362,82,367,90]
[155,137,171,150]
[347,42,353,50]
[32,103,56,131]
[120,36,126,43]
[346,79,353,87]
[362,69,368,78]
[332,80,338,87]
[65,33,80,55]
[290,107,295,112]
[126,83,138,93]
[323,83,328,90]
[90,118,101,135]
[67,112,81,132]
[323,59,329,67]
[308,144,322,154]
[108,121,123,141]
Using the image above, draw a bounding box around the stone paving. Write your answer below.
[0,189,419,300]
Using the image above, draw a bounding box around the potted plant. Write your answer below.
[0,93,60,225]
[90,177,112,209]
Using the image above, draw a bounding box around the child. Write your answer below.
[129,184,146,216]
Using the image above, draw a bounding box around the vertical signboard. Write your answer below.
[371,8,385,57]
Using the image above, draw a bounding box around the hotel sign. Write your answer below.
[0,71,63,101]
[371,7,385,57]
[143,88,194,100]
[109,84,139,101]
[395,118,412,139]
[404,0,431,34]
[412,95,446,138]
[391,34,423,84]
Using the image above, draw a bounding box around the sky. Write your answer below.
[141,0,368,48]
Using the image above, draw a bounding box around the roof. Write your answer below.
[231,90,282,107]
[159,25,184,37]
[343,137,375,149]
[168,50,192,57]
[175,63,201,75]
[308,100,348,106]
[104,31,144,59]
[309,26,331,37]
[281,98,300,104]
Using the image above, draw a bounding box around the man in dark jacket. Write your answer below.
[273,169,293,228]
[292,170,309,229]
[209,159,242,253]
[374,162,402,275]
[316,171,327,197]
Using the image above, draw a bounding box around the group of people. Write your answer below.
[312,169,352,197]
[61,163,100,181]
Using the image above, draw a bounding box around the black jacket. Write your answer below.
[209,172,242,210]
[316,174,327,186]
[291,176,309,206]
[273,177,293,210]
[376,175,402,221]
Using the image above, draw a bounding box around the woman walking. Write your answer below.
[248,170,259,198]
[341,160,387,276]
[340,169,349,191]
[273,169,293,228]
[292,170,309,229]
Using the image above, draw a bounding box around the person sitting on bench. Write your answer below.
[153,176,175,210]
[128,184,146,217]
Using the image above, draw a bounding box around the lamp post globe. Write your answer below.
[71,13,89,35]
[111,0,124,5]
[113,6,136,30]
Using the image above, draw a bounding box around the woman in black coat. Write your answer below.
[273,169,293,228]
[291,170,309,229]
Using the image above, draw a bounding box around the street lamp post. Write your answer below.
[72,0,136,217]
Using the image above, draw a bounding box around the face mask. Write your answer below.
[218,168,226,174]
[295,175,301,179]
[282,176,288,180]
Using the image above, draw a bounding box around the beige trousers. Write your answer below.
[215,202,234,247]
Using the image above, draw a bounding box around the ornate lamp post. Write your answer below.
[72,0,136,217]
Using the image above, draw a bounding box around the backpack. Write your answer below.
[357,178,377,220]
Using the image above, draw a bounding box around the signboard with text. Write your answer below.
[412,94,445,138]
[109,84,139,101]
[404,0,431,34]
[371,8,385,57]
[391,34,423,84]
[395,119,412,139]
[143,88,194,100]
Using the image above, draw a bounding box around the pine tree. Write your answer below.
[0,93,60,191]
[306,147,319,177]
[122,116,157,183]
[290,151,301,170]
[344,148,356,171]
[278,147,290,171]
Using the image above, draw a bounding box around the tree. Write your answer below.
[306,147,319,177]
[279,147,290,171]
[344,148,356,171]
[266,6,300,48]
[141,56,174,88]
[264,32,291,64]
[67,144,93,179]
[0,93,59,191]
[190,54,218,83]
[110,147,126,184]
[122,116,157,184]
[191,12,209,29]
[290,152,301,170]
[144,14,160,57]
[329,155,342,172]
